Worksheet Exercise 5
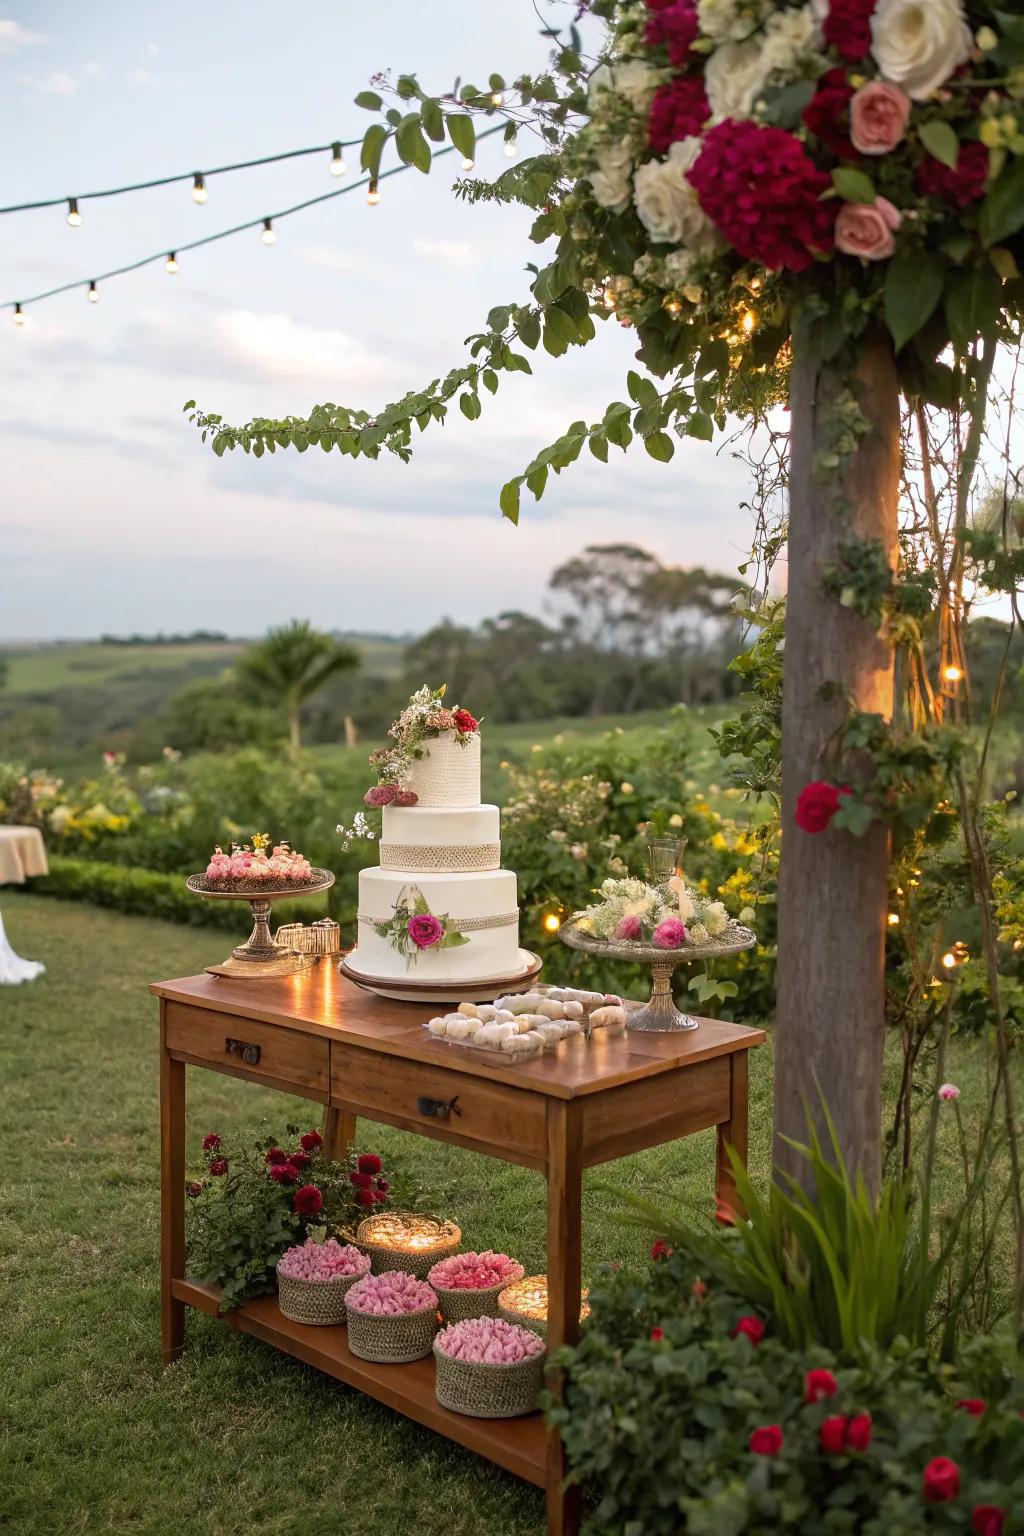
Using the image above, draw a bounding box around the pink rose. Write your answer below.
[849,81,911,155]
[835,196,901,261]
[615,915,643,941]
[652,917,686,949]
[408,913,444,949]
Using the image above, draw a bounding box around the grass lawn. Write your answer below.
[0,894,1010,1536]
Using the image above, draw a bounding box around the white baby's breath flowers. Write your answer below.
[633,138,720,249]
[870,0,972,100]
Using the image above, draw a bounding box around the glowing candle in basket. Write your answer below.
[356,1212,461,1255]
[498,1274,591,1327]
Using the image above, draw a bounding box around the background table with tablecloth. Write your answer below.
[0,825,48,983]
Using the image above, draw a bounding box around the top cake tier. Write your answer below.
[401,729,481,808]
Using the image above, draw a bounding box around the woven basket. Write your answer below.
[433,1343,544,1419]
[345,1298,438,1364]
[276,1264,367,1326]
[432,1279,509,1323]
[352,1214,461,1281]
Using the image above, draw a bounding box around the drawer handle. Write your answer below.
[417,1094,461,1121]
[226,1037,262,1067]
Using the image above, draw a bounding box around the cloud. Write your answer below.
[412,237,479,270]
[126,67,153,84]
[147,42,160,57]
[37,69,77,94]
[0,415,175,466]
[301,244,358,277]
[0,18,45,53]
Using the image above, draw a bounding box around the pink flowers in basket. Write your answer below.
[436,1316,545,1365]
[277,1238,370,1283]
[345,1271,437,1316]
[429,1250,525,1292]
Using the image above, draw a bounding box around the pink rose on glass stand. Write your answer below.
[615,915,643,941]
[653,917,686,949]
[836,197,902,261]
[850,81,911,155]
[408,913,444,949]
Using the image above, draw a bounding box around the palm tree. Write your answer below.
[236,620,359,754]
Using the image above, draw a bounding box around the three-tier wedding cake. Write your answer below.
[343,687,530,992]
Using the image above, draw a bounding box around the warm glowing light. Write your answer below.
[261,218,276,245]
[498,1275,591,1326]
[357,1212,460,1254]
[192,172,208,204]
[504,135,517,158]
[942,951,957,969]
[943,664,963,683]
[663,296,683,317]
[742,310,756,333]
[366,178,381,205]
[13,303,25,327]
[165,252,179,274]
[460,156,475,171]
[87,281,99,303]
[749,275,763,292]
[888,912,900,926]
[329,141,346,176]
[66,197,81,227]
[603,286,616,310]
[543,912,562,933]
[490,90,504,106]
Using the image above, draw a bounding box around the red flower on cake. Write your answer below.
[300,1130,323,1152]
[453,708,479,734]
[688,121,836,273]
[794,781,851,833]
[364,785,399,807]
[391,789,419,807]
[293,1184,324,1217]
[922,1456,960,1503]
[644,0,698,66]
[822,0,877,61]
[408,913,445,949]
[749,1424,783,1457]
[648,75,710,154]
[201,1133,221,1152]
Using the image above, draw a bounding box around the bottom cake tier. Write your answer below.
[347,867,524,983]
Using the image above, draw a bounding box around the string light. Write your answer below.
[13,302,24,326]
[66,197,81,227]
[504,134,518,159]
[261,217,276,245]
[87,281,99,303]
[943,664,963,683]
[543,912,562,933]
[164,252,178,274]
[490,91,504,106]
[887,912,900,926]
[460,157,475,171]
[366,178,381,205]
[742,310,756,333]
[192,173,208,205]
[663,296,682,317]
[329,141,346,177]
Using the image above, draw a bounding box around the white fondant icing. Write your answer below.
[401,730,481,807]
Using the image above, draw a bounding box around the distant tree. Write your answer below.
[0,655,8,693]
[236,621,359,755]
[402,620,481,702]
[157,678,285,756]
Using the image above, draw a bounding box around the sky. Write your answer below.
[0,0,759,641]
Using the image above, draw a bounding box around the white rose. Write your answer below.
[612,59,657,111]
[870,0,971,100]
[705,38,772,120]
[698,0,771,43]
[590,139,634,211]
[632,138,720,251]
[761,5,822,76]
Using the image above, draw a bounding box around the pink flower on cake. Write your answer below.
[425,707,456,731]
[408,913,444,949]
[653,917,686,949]
[364,785,398,807]
[849,81,911,155]
[391,789,419,807]
[835,196,902,260]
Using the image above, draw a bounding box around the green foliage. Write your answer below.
[235,620,359,752]
[153,676,285,755]
[555,1252,1024,1536]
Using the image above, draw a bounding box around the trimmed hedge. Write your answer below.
[23,856,334,932]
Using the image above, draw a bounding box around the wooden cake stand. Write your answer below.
[185,870,335,978]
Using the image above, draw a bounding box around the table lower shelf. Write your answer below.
[173,1277,548,1487]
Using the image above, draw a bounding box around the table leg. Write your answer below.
[715,1050,749,1221]
[159,1004,186,1366]
[544,1100,583,1536]
[321,1106,357,1163]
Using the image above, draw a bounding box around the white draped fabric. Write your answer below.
[0,910,45,985]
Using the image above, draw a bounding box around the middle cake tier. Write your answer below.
[379,803,501,873]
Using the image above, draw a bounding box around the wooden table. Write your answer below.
[153,966,764,1536]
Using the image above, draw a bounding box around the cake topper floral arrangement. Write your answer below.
[365,683,480,800]
[372,883,471,966]
[572,875,732,948]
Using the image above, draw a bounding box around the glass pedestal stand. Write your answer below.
[185,871,335,978]
[559,921,756,1032]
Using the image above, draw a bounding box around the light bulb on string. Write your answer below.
[261,218,276,245]
[329,141,346,177]
[87,281,99,303]
[504,133,518,159]
[490,90,504,106]
[543,912,561,933]
[460,157,475,171]
[887,912,900,926]
[943,663,963,684]
[366,178,380,205]
[742,310,756,333]
[13,302,25,327]
[165,252,178,274]
[192,173,208,205]
[66,197,81,227]
[941,951,957,969]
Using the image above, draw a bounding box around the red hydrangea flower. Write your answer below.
[355,1188,375,1207]
[805,1368,839,1403]
[847,1412,873,1451]
[730,1315,765,1345]
[651,1238,674,1261]
[300,1130,323,1152]
[185,1180,204,1198]
[201,1133,221,1152]
[208,1157,228,1177]
[648,75,710,155]
[349,1170,373,1189]
[956,1397,987,1416]
[688,120,836,273]
[922,1456,961,1503]
[645,0,698,67]
[288,1150,311,1170]
[269,1162,298,1185]
[749,1424,783,1456]
[972,1507,1007,1536]
[265,1147,289,1166]
[917,143,989,209]
[802,68,857,161]
[293,1183,324,1217]
[453,707,479,733]
[357,1153,383,1175]
[820,1415,848,1454]
[794,781,851,833]
[822,0,877,61]
[650,1326,665,1342]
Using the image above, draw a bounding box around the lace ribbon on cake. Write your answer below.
[379,841,501,873]
[358,911,518,934]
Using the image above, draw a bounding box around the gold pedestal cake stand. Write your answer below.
[560,920,756,1031]
[186,871,335,978]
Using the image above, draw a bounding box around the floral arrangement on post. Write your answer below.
[572,874,732,948]
[367,683,480,792]
[372,884,470,966]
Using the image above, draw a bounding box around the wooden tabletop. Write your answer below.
[152,966,765,1101]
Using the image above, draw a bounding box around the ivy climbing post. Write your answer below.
[774,326,901,1193]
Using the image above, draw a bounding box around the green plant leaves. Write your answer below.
[446,112,476,161]
[884,249,944,351]
[918,119,960,170]
[980,153,1024,245]
[499,478,521,524]
[831,167,876,204]
[943,263,1002,353]
[644,430,675,462]
[354,90,383,111]
[360,123,388,177]
[396,116,431,173]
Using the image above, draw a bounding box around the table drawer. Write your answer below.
[330,1043,547,1168]
[165,1003,329,1101]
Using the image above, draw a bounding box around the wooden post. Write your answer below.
[774,325,901,1193]
[159,1003,187,1365]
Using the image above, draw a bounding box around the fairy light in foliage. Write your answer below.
[742,310,756,333]
[943,664,963,683]
[543,912,562,934]
[192,172,208,204]
[329,141,346,177]
[887,912,900,926]
[66,197,81,226]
